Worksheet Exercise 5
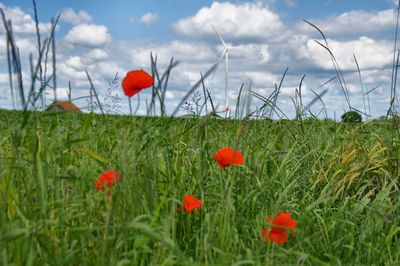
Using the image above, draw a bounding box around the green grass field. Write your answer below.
[0,109,399,265]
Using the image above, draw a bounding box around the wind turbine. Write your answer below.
[209,22,230,117]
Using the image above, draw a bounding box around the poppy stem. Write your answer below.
[128,97,133,116]
[134,93,140,115]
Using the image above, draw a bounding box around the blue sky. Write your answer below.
[2,0,395,41]
[1,0,216,41]
[0,0,399,118]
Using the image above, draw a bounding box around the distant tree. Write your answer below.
[341,111,362,123]
[206,111,222,118]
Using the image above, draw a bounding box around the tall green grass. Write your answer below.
[0,110,399,265]
[1,1,400,265]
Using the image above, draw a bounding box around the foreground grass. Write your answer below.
[0,109,399,265]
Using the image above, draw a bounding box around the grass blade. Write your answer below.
[172,63,219,116]
[86,69,104,115]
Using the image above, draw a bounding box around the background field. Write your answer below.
[0,109,399,265]
[1,1,400,264]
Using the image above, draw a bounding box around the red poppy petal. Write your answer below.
[96,170,120,191]
[268,230,288,245]
[213,148,236,168]
[182,195,202,214]
[212,147,244,169]
[234,151,244,164]
[273,212,297,230]
[122,70,154,97]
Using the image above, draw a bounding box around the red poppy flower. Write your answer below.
[122,70,154,97]
[212,147,244,169]
[261,212,297,245]
[95,170,120,191]
[177,195,203,214]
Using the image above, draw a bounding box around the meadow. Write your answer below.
[1,1,400,265]
[0,109,399,265]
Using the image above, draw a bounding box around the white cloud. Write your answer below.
[65,56,85,71]
[18,38,38,55]
[0,5,52,35]
[242,71,277,86]
[0,37,37,58]
[299,9,395,37]
[85,49,108,63]
[125,40,216,68]
[114,32,392,117]
[165,90,175,99]
[65,24,112,47]
[0,34,4,60]
[360,69,391,84]
[53,87,72,99]
[58,59,87,82]
[229,44,270,64]
[0,73,9,85]
[94,61,123,79]
[61,8,92,25]
[139,13,159,25]
[346,83,362,94]
[300,37,392,71]
[173,2,284,41]
[58,53,122,84]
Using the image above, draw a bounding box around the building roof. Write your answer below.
[46,101,82,113]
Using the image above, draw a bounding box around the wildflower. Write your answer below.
[261,212,297,245]
[95,170,120,192]
[122,69,154,97]
[212,147,244,169]
[177,195,203,214]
